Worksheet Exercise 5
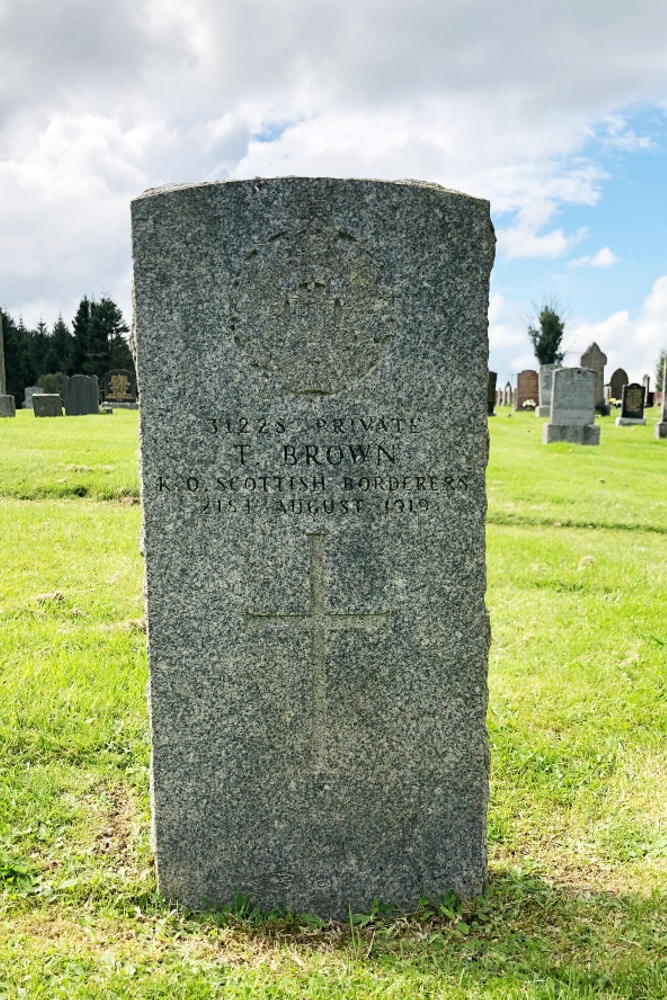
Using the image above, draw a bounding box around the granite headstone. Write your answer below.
[487,371,497,416]
[515,369,538,411]
[62,374,99,415]
[104,368,137,405]
[536,363,559,418]
[543,367,600,445]
[33,394,63,417]
[616,383,646,426]
[609,368,628,401]
[580,342,608,414]
[132,177,494,918]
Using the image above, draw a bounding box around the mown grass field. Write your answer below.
[0,406,666,998]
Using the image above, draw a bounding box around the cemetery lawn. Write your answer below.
[1,406,666,999]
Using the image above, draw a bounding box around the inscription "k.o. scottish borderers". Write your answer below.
[244,532,392,766]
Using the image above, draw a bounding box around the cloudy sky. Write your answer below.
[2,0,667,384]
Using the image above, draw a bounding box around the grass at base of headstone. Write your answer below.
[0,407,139,500]
[1,411,666,997]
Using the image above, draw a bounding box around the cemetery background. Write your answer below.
[0,407,666,996]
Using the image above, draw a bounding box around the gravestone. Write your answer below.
[515,369,538,411]
[62,374,99,415]
[132,177,494,918]
[579,342,608,414]
[655,355,667,439]
[536,363,559,418]
[104,368,137,406]
[23,386,43,409]
[642,374,654,408]
[616,383,646,426]
[503,381,511,406]
[0,315,16,418]
[543,367,600,445]
[487,371,497,416]
[33,394,63,417]
[609,368,628,403]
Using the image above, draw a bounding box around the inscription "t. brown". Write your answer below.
[244,532,391,766]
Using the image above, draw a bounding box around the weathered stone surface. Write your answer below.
[543,367,599,446]
[33,394,63,417]
[580,342,607,413]
[132,177,494,918]
[62,374,99,415]
[515,369,538,411]
[616,382,646,426]
[536,364,559,418]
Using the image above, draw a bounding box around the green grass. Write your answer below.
[1,406,666,997]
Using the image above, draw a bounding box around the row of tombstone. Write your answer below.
[489,361,667,444]
[20,370,138,417]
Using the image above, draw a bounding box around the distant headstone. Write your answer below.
[642,374,654,407]
[0,314,16,418]
[609,368,628,401]
[536,363,559,418]
[503,381,511,406]
[515,369,538,411]
[616,383,646,426]
[104,368,137,405]
[62,374,99,415]
[33,394,63,417]
[543,367,600,446]
[487,371,497,416]
[579,342,608,414]
[132,177,494,918]
[655,355,667,439]
[23,386,43,409]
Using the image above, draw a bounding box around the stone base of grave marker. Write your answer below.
[655,423,667,439]
[0,395,16,418]
[536,406,550,418]
[615,417,646,427]
[33,394,63,417]
[543,423,600,446]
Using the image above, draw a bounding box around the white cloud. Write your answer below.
[1,0,667,326]
[570,247,620,268]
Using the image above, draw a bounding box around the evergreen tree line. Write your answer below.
[1,296,134,403]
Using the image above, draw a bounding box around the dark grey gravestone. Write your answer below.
[580,342,608,414]
[515,369,538,411]
[104,369,137,406]
[536,364,559,418]
[0,314,16,418]
[487,371,497,416]
[609,368,628,401]
[132,177,494,919]
[616,383,646,426]
[543,367,600,445]
[62,374,99,415]
[655,355,667,439]
[33,394,63,417]
[23,386,43,409]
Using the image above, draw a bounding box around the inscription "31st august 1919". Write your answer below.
[153,413,470,518]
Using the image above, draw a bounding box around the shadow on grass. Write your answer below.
[116,868,667,996]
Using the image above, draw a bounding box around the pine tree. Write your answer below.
[527,301,566,366]
[71,297,92,373]
[51,314,74,374]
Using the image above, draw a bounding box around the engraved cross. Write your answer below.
[244,532,391,766]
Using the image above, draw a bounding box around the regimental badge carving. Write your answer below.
[228,208,395,395]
